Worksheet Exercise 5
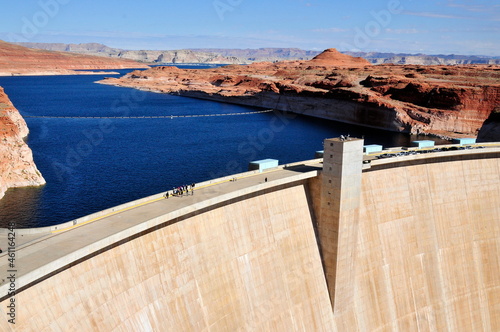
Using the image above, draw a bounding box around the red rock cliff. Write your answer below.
[0,87,45,199]
[99,48,500,139]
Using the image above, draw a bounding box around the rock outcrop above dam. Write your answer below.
[100,48,500,139]
[477,110,500,142]
[0,87,45,199]
[0,40,148,76]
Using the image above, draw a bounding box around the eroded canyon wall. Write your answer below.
[0,87,45,200]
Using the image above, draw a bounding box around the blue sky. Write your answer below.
[1,0,499,55]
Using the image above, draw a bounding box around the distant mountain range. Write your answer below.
[14,42,500,65]
[13,42,246,65]
[190,48,320,62]
[345,52,500,65]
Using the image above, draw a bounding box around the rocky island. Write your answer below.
[100,48,500,139]
[0,87,45,200]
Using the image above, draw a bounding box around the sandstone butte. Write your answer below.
[100,48,500,139]
[0,86,45,199]
[0,40,149,76]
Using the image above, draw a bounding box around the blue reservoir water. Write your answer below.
[0,67,448,228]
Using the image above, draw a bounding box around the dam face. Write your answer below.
[325,140,500,331]
[352,153,500,331]
[1,140,499,331]
[0,183,335,331]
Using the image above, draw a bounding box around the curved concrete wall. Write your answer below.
[332,156,500,331]
[0,184,334,331]
[1,148,499,331]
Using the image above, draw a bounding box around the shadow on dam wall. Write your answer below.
[0,141,499,331]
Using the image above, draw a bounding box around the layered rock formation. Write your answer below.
[193,47,321,62]
[15,42,247,65]
[0,40,148,76]
[100,48,500,139]
[0,87,45,200]
[346,52,500,65]
[120,49,243,64]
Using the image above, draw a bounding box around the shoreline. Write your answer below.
[0,70,122,77]
[97,79,468,141]
[94,55,498,141]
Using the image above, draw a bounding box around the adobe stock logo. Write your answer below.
[8,0,71,42]
[213,0,243,21]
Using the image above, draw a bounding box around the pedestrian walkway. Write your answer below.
[0,161,322,297]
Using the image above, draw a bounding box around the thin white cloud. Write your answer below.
[402,10,470,19]
[446,1,500,13]
[385,28,426,34]
[311,27,350,33]
[437,26,500,33]
[40,30,170,39]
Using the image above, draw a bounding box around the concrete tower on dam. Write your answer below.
[318,137,364,312]
[0,138,499,331]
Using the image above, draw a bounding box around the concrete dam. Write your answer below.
[0,138,499,331]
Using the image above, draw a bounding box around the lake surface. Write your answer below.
[0,67,449,228]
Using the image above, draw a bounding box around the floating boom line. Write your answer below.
[24,109,275,119]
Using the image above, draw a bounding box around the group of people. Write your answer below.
[339,134,351,141]
[165,183,195,198]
